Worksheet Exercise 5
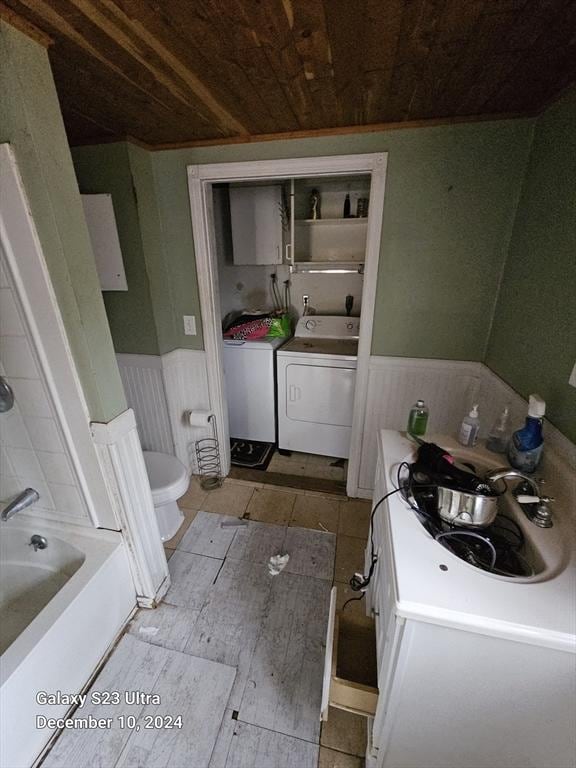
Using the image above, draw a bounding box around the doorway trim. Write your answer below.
[187,153,387,496]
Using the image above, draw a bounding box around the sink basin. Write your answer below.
[399,443,566,582]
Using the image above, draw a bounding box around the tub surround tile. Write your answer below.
[178,510,238,559]
[320,707,368,757]
[290,494,340,533]
[245,488,296,525]
[166,551,223,610]
[0,287,25,335]
[0,335,38,379]
[22,416,63,452]
[36,451,76,485]
[11,378,52,418]
[47,483,85,518]
[0,408,33,449]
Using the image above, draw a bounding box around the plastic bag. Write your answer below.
[267,314,291,338]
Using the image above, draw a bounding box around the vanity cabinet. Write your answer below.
[355,433,576,768]
[229,184,284,265]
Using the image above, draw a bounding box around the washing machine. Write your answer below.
[276,316,360,458]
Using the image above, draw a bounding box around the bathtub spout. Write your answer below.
[1,488,40,520]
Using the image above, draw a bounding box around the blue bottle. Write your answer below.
[507,394,546,473]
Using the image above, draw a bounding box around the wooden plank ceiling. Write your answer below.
[2,0,576,147]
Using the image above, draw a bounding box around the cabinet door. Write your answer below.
[230,185,283,265]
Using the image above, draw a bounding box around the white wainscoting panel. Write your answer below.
[91,408,169,606]
[357,357,483,493]
[479,365,575,516]
[358,357,575,508]
[161,349,213,473]
[116,353,174,455]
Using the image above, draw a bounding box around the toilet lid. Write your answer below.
[143,451,189,504]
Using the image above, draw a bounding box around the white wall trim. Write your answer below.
[116,353,174,455]
[187,153,388,487]
[91,408,169,607]
[161,348,213,473]
[0,144,116,529]
[357,356,575,507]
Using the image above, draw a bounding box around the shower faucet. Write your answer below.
[1,488,40,521]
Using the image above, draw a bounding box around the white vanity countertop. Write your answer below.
[378,430,576,652]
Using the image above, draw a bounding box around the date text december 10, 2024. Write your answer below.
[35,690,183,731]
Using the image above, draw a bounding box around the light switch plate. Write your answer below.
[569,360,576,388]
[183,315,197,336]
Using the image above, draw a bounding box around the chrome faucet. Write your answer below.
[1,488,40,521]
[484,468,554,528]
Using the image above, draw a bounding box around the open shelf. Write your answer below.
[295,218,368,226]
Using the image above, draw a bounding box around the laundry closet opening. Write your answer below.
[211,172,371,494]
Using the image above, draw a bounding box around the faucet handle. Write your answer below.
[516,494,554,505]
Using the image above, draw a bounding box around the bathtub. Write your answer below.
[0,517,136,768]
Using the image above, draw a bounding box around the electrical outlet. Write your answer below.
[183,315,197,336]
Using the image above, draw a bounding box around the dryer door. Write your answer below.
[286,363,356,427]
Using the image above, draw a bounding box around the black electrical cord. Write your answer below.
[347,486,403,596]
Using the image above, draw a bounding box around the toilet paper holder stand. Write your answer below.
[194,413,223,491]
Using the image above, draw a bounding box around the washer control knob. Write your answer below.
[305,320,317,331]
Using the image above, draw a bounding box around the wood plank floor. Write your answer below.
[42,512,339,768]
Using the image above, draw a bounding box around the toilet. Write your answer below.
[143,451,190,542]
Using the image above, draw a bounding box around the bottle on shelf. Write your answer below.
[458,404,480,447]
[486,404,510,453]
[507,394,545,473]
[309,189,320,220]
[343,193,351,218]
[407,399,429,437]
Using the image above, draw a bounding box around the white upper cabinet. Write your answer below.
[229,184,284,265]
[81,193,128,291]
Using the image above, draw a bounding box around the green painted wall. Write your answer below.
[72,143,160,355]
[0,22,125,422]
[149,119,533,359]
[127,144,185,354]
[486,89,576,442]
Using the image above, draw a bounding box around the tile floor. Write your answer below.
[47,476,373,767]
[267,451,348,483]
[162,475,374,768]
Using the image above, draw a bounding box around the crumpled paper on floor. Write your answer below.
[268,553,290,576]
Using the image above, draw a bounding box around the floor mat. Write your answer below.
[230,439,275,470]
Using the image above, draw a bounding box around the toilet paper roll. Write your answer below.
[187,410,214,428]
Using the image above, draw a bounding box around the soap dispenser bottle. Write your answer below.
[458,404,480,447]
[407,399,429,437]
[486,404,510,454]
[508,394,545,473]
